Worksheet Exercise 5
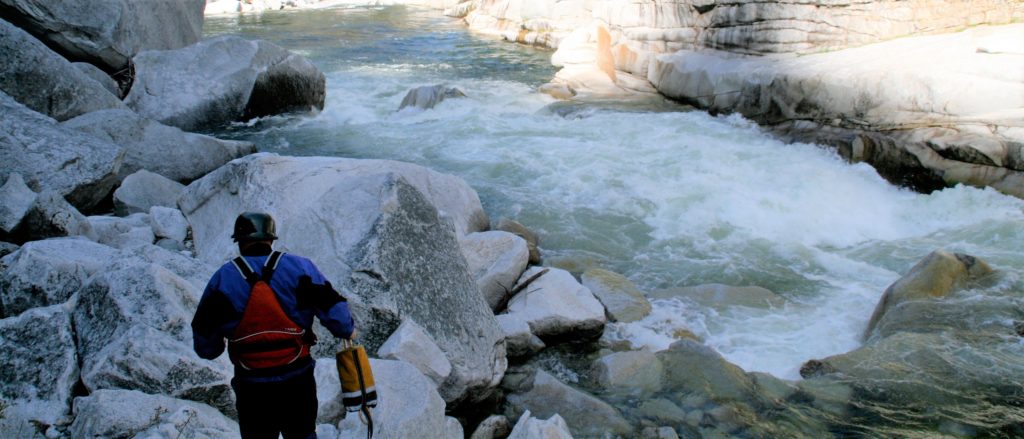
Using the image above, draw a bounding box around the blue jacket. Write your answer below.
[192,249,355,381]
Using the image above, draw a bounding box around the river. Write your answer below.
[204,4,1024,435]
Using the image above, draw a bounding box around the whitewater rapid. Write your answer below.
[206,6,1024,380]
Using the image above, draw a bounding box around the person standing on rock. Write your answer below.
[192,211,356,439]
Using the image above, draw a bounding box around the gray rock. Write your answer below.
[0,304,78,427]
[496,218,541,264]
[461,230,529,310]
[0,91,124,212]
[377,319,452,387]
[80,325,235,417]
[635,399,688,426]
[179,153,500,405]
[87,214,156,249]
[0,0,205,73]
[446,417,465,439]
[656,339,754,402]
[496,314,545,358]
[125,36,325,131]
[69,389,239,438]
[398,84,467,110]
[13,190,96,243]
[469,415,512,439]
[591,348,663,395]
[72,62,119,97]
[581,268,652,322]
[63,109,256,183]
[0,241,16,259]
[0,19,125,121]
[864,250,994,340]
[504,369,632,438]
[0,173,37,234]
[507,410,574,439]
[149,206,189,243]
[506,267,606,340]
[120,243,213,294]
[0,237,119,318]
[112,170,186,216]
[338,359,448,438]
[650,283,785,311]
[156,237,186,252]
[313,358,345,426]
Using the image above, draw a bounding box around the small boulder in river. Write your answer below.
[864,250,994,340]
[0,18,125,121]
[505,266,606,341]
[63,109,256,182]
[496,217,542,264]
[125,36,326,131]
[581,268,652,322]
[398,84,467,110]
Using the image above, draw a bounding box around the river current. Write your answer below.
[204,3,1024,423]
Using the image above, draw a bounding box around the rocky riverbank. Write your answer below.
[2,1,1024,438]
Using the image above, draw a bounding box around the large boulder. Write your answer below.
[63,109,255,183]
[0,237,118,318]
[460,230,530,310]
[502,368,633,438]
[179,153,500,405]
[581,268,652,322]
[69,389,239,438]
[505,267,606,340]
[111,170,186,216]
[337,359,448,438]
[0,19,125,121]
[864,250,994,340]
[0,304,79,430]
[0,91,124,212]
[377,319,452,388]
[11,190,96,243]
[87,213,156,249]
[0,0,204,73]
[125,36,326,131]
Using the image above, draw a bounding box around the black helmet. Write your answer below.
[231,212,278,242]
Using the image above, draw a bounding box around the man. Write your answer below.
[192,212,355,439]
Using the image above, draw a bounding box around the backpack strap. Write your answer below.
[231,251,285,285]
[231,256,259,285]
[262,251,284,283]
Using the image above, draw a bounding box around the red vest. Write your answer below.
[227,251,312,370]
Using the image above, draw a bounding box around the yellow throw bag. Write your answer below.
[336,339,378,413]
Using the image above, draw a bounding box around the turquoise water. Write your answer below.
[205,6,1024,435]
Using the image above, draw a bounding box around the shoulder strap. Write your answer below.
[261,251,284,283]
[231,256,259,285]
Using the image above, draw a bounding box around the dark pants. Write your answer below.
[232,368,318,439]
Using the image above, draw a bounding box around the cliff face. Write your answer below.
[456,0,1024,196]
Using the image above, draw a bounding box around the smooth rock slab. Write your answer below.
[0,91,124,212]
[461,230,529,310]
[0,304,78,427]
[506,266,606,340]
[0,237,118,318]
[69,389,239,438]
[0,19,125,121]
[64,109,255,183]
[112,170,185,216]
[581,268,652,322]
[377,319,452,387]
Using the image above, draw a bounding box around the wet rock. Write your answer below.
[656,339,754,402]
[179,153,500,405]
[581,268,652,322]
[0,0,204,73]
[0,237,118,318]
[794,379,853,418]
[63,109,255,183]
[87,214,155,249]
[504,368,632,437]
[0,304,78,427]
[12,191,96,244]
[470,415,511,439]
[506,266,606,341]
[497,314,546,358]
[398,84,467,111]
[461,230,529,310]
[591,347,662,395]
[112,170,185,216]
[378,319,452,388]
[125,36,325,131]
[865,250,994,340]
[496,218,541,264]
[0,173,37,234]
[149,206,189,243]
[69,389,239,438]
[539,83,577,100]
[507,410,574,439]
[650,283,784,311]
[338,359,448,438]
[0,91,124,212]
[635,398,687,426]
[0,19,125,121]
[72,62,120,97]
[641,426,680,439]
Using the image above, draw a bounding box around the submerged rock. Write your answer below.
[0,19,125,121]
[398,84,467,110]
[503,368,632,438]
[69,389,239,438]
[650,283,785,311]
[581,268,652,322]
[125,36,325,131]
[657,339,755,403]
[591,347,663,395]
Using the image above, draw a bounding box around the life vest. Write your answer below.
[227,251,312,370]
